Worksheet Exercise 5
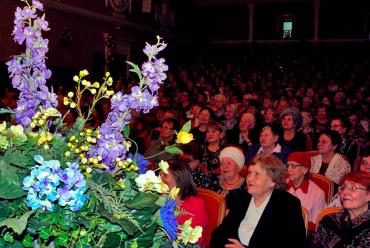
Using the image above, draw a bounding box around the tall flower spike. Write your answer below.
[6,0,59,127]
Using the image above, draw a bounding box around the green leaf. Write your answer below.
[22,235,34,248]
[180,120,191,132]
[4,232,14,243]
[39,226,51,239]
[130,240,138,248]
[103,233,121,248]
[0,210,35,235]
[55,234,69,246]
[127,192,159,209]
[124,124,130,138]
[103,222,122,232]
[165,146,183,155]
[126,61,143,81]
[0,107,14,115]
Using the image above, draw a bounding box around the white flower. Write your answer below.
[159,160,169,174]
[135,170,168,193]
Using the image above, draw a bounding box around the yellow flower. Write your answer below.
[67,92,74,98]
[81,158,88,164]
[70,102,76,108]
[79,230,87,237]
[73,75,79,82]
[0,122,6,133]
[92,82,100,88]
[105,72,110,77]
[159,160,169,174]
[86,167,92,174]
[169,187,180,199]
[65,151,71,157]
[79,69,89,77]
[43,144,49,150]
[90,88,97,95]
[176,131,193,144]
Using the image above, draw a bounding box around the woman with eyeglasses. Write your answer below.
[313,171,370,248]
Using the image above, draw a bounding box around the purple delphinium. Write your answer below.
[6,0,58,127]
[88,37,168,172]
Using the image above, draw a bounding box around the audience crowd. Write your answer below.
[1,43,369,247]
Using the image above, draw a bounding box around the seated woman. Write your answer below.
[313,171,370,247]
[246,123,291,164]
[196,121,225,191]
[218,146,247,209]
[280,107,307,152]
[286,152,326,229]
[210,153,306,248]
[160,159,208,245]
[310,129,351,185]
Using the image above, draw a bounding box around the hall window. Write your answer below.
[283,21,293,39]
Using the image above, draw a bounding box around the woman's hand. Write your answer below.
[225,238,246,248]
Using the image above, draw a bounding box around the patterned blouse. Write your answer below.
[191,144,223,191]
[313,209,370,248]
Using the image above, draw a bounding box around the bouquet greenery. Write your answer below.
[0,1,200,247]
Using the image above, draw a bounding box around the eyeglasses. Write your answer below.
[338,184,368,192]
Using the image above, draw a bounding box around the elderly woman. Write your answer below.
[160,159,208,244]
[210,154,306,248]
[286,152,326,228]
[280,107,307,152]
[218,146,247,208]
[310,129,351,185]
[313,171,370,247]
[246,123,291,164]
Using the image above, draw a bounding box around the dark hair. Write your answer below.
[199,106,215,121]
[262,123,284,143]
[161,118,180,131]
[318,129,342,148]
[180,141,202,161]
[331,115,350,130]
[167,160,197,200]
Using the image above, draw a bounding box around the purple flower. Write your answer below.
[7,1,59,127]
[160,197,178,241]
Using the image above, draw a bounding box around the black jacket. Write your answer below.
[210,189,306,248]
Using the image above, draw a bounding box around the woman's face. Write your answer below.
[263,109,275,123]
[239,113,255,132]
[339,180,370,214]
[259,127,279,149]
[199,109,211,125]
[281,114,295,130]
[247,162,275,198]
[206,127,223,143]
[330,119,346,136]
[220,157,240,181]
[225,105,236,120]
[317,134,336,155]
[301,112,312,125]
[286,162,308,183]
[160,170,176,190]
[360,156,370,173]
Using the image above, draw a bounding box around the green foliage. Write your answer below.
[165,146,183,155]
[0,210,34,234]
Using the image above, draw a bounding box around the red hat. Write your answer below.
[287,152,310,169]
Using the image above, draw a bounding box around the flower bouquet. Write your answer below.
[0,1,201,247]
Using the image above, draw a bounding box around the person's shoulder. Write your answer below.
[272,190,301,207]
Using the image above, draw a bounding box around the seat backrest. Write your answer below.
[315,206,342,231]
[196,187,226,248]
[310,173,334,204]
[301,207,309,236]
